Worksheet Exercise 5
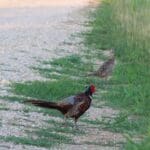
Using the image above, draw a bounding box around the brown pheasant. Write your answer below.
[88,57,115,79]
[25,85,96,129]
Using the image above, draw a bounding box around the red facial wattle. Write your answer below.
[90,85,96,93]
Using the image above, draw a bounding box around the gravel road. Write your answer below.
[0,0,93,82]
[0,0,94,96]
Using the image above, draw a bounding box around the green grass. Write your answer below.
[0,136,54,148]
[125,135,150,150]
[33,54,93,79]
[45,120,82,134]
[11,78,85,101]
[0,104,9,111]
[85,0,150,148]
[0,131,72,148]
[34,129,72,144]
[10,77,102,104]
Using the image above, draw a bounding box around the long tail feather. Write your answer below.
[25,99,61,110]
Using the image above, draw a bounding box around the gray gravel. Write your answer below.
[0,1,90,83]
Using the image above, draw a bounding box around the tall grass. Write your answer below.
[85,0,150,148]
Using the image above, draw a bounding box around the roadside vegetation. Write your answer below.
[85,0,150,149]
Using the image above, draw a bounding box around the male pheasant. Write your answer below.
[25,85,96,129]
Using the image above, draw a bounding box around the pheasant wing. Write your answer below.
[66,100,90,118]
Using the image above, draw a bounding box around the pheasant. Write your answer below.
[25,85,96,129]
[88,57,115,79]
